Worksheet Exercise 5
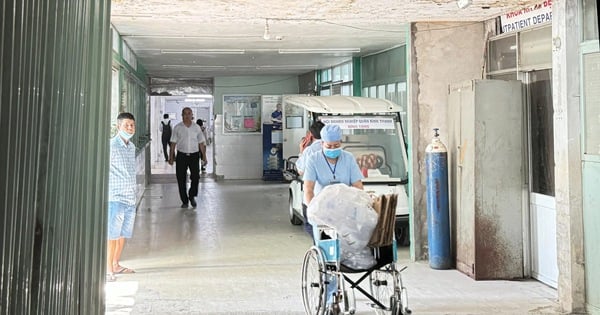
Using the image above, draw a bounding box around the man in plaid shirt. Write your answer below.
[106,112,137,281]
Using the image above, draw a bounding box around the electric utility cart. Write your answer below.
[282,95,410,246]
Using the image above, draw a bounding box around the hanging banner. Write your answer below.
[501,0,553,33]
[319,116,396,130]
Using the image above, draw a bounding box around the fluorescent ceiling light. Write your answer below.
[161,49,245,54]
[278,48,360,54]
[184,98,208,103]
[162,65,226,70]
[187,94,213,99]
[257,65,318,69]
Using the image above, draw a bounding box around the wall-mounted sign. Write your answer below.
[261,95,283,129]
[319,116,396,130]
[501,0,553,33]
[223,94,262,134]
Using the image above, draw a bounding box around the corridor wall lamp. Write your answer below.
[187,94,213,99]
[456,0,472,9]
[183,98,207,103]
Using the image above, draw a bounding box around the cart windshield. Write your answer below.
[318,114,408,183]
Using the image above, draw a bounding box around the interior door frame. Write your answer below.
[520,68,558,287]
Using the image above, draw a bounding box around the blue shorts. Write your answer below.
[108,201,136,240]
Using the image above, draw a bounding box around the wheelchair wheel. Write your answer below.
[302,247,328,315]
[381,265,411,315]
[369,265,397,311]
[341,277,356,315]
[390,296,401,315]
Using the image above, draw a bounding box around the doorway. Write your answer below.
[525,69,558,288]
[150,96,214,181]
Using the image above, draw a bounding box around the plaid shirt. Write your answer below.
[108,135,137,205]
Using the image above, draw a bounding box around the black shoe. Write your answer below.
[189,197,197,208]
[181,203,188,208]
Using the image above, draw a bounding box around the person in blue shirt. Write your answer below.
[107,112,137,281]
[302,123,364,307]
[303,124,364,206]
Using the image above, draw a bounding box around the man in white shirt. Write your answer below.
[168,107,207,208]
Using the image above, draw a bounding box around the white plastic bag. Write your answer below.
[307,184,378,269]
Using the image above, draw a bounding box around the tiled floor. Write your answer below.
[106,176,560,315]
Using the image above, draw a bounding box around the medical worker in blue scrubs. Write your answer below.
[303,123,364,206]
[302,123,364,307]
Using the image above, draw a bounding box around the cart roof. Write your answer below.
[283,95,402,114]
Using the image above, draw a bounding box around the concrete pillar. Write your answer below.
[408,22,485,260]
[552,1,586,313]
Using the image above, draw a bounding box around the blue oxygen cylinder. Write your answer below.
[425,128,452,269]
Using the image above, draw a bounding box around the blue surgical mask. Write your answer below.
[323,148,342,159]
[119,130,134,141]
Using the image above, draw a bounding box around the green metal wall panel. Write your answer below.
[583,49,600,315]
[1,0,112,314]
[352,57,362,96]
[584,161,600,314]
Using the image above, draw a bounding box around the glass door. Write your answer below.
[526,69,558,288]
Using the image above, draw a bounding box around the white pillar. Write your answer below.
[552,1,586,313]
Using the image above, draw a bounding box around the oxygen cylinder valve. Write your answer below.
[433,128,440,138]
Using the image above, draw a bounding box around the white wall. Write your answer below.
[213,76,298,179]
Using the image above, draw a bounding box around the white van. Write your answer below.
[282,95,410,245]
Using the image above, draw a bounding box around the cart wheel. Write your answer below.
[369,267,395,310]
[289,194,302,225]
[302,247,327,315]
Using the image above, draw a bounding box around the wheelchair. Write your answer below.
[301,224,411,315]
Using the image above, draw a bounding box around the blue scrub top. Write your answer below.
[303,149,363,196]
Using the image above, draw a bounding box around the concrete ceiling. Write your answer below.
[111,0,540,79]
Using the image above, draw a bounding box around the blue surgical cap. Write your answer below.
[320,124,342,142]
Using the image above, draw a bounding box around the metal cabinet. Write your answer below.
[448,79,524,280]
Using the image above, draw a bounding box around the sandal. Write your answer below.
[106,273,117,282]
[114,265,135,274]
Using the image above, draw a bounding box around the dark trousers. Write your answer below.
[161,138,169,161]
[176,151,200,204]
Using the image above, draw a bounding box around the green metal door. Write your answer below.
[582,50,600,314]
